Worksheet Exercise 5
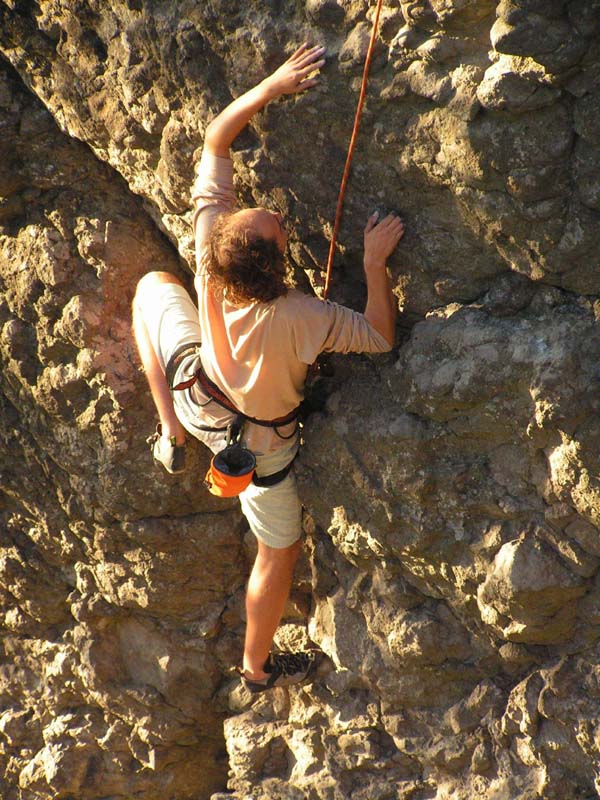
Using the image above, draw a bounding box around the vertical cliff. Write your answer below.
[1,1,600,798]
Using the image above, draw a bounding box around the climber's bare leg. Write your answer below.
[243,538,302,679]
[132,271,186,445]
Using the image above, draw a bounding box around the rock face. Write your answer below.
[1,1,600,799]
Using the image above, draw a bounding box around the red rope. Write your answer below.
[322,0,385,300]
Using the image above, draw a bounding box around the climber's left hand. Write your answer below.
[263,43,326,98]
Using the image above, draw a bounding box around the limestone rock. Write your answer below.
[0,2,600,800]
[477,533,587,644]
[0,58,242,800]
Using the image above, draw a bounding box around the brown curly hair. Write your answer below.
[206,212,288,304]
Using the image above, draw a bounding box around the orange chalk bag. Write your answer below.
[204,418,256,498]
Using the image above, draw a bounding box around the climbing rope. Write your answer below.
[322,0,385,300]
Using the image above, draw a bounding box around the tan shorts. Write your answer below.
[237,443,302,549]
[137,281,302,549]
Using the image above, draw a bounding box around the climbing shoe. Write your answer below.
[241,651,317,694]
[147,424,186,474]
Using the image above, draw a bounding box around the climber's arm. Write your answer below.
[204,43,325,157]
[363,213,404,347]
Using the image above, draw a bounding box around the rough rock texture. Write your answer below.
[1,1,600,799]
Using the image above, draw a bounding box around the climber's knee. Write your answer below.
[135,271,184,305]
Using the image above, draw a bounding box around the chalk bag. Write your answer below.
[204,418,256,498]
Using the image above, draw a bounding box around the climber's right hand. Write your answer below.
[364,212,405,271]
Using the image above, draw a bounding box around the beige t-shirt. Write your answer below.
[191,150,391,453]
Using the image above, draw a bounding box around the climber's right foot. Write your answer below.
[240,651,317,694]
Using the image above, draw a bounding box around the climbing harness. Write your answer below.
[166,342,299,496]
[323,0,385,300]
[167,342,300,432]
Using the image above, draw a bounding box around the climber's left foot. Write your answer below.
[147,424,187,474]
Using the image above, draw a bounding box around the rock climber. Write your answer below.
[132,43,405,693]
